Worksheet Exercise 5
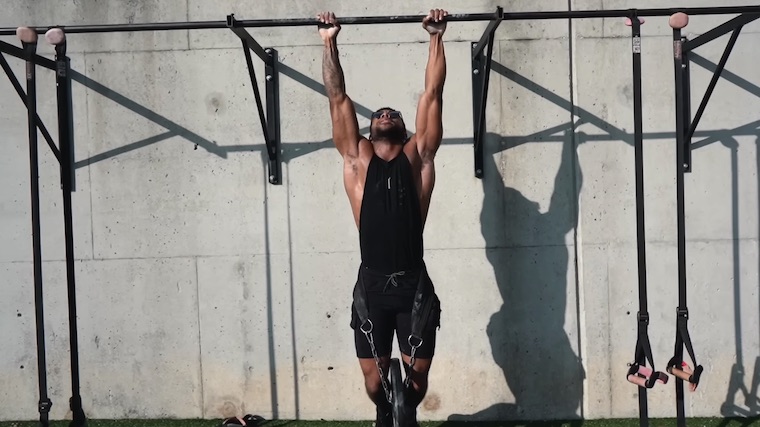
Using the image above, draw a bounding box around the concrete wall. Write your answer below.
[2,0,760,422]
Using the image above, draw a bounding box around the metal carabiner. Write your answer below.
[360,318,374,334]
[408,334,423,349]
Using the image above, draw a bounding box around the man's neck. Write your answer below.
[372,139,404,161]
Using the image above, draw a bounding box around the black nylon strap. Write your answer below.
[352,271,370,329]
[667,308,703,386]
[675,308,699,369]
[410,266,437,341]
[628,15,667,427]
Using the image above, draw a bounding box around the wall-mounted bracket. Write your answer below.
[227,14,281,185]
[471,7,503,179]
[678,12,760,172]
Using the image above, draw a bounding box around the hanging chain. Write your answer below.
[362,321,392,404]
[405,336,423,388]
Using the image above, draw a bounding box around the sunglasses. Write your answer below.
[371,110,403,120]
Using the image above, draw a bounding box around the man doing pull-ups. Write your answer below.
[317,8,448,427]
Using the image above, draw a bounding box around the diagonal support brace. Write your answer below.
[685,26,742,147]
[227,14,281,185]
[684,13,760,52]
[0,48,61,162]
[471,7,503,179]
[0,39,56,69]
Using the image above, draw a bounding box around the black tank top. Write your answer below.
[359,153,424,273]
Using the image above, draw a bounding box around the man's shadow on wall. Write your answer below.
[446,129,586,423]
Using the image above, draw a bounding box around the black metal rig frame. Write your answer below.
[1,5,760,427]
[669,11,760,427]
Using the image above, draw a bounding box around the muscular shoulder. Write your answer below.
[344,138,373,174]
[403,136,424,169]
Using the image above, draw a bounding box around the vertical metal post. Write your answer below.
[265,48,281,185]
[681,41,692,172]
[471,43,485,178]
[671,23,689,427]
[471,40,493,179]
[470,9,502,179]
[668,16,704,425]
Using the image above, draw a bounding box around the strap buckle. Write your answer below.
[38,399,52,413]
[637,312,649,324]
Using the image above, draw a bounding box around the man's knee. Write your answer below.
[402,353,432,373]
[402,357,432,393]
[359,357,390,396]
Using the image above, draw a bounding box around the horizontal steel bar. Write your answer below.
[501,6,760,20]
[0,21,225,35]
[0,13,496,35]
[1,6,759,35]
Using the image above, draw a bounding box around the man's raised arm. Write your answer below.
[318,12,362,159]
[414,9,448,162]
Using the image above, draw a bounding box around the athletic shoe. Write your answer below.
[375,404,393,427]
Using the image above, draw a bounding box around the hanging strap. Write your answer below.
[409,265,439,344]
[405,265,440,387]
[667,307,703,387]
[627,312,669,389]
[625,10,669,400]
[352,271,371,331]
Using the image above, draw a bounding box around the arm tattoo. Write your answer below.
[322,42,346,99]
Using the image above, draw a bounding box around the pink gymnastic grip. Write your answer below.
[45,28,65,46]
[669,366,692,381]
[639,365,667,384]
[667,362,700,391]
[627,374,647,387]
[627,364,669,387]
[16,26,38,44]
[624,17,646,26]
[669,12,689,30]
[669,362,696,380]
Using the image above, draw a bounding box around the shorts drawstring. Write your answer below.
[383,271,406,292]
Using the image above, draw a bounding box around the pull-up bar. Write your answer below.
[1,6,759,35]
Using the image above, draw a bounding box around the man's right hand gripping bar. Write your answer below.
[627,363,669,388]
